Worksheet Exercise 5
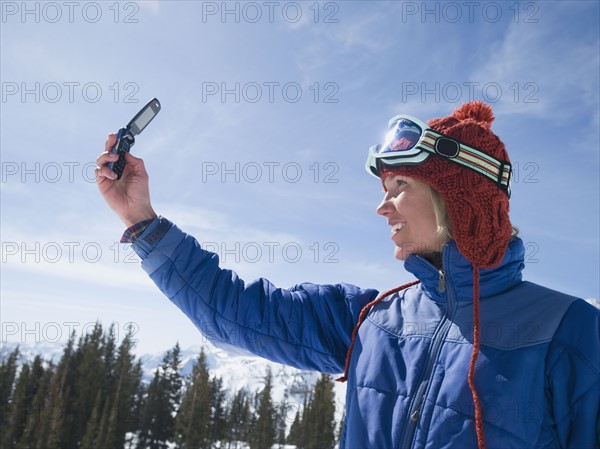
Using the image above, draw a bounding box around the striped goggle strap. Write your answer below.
[419,129,512,197]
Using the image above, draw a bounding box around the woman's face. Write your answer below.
[377,174,443,261]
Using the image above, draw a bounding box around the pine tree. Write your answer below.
[209,376,227,445]
[227,388,251,449]
[293,392,311,449]
[174,348,212,449]
[0,345,20,430]
[89,324,120,449]
[136,370,160,449]
[42,332,77,449]
[136,343,183,449]
[304,374,336,449]
[1,357,27,449]
[16,361,54,449]
[248,369,276,449]
[1,325,142,449]
[80,390,104,448]
[124,360,144,449]
[336,410,346,448]
[275,396,288,448]
[2,356,45,448]
[73,322,107,448]
[286,408,303,447]
[99,329,142,449]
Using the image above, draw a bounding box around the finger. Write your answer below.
[98,134,118,167]
[95,165,118,182]
[96,150,119,166]
[104,133,117,152]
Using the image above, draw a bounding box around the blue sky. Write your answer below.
[1,1,599,356]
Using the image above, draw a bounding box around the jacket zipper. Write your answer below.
[400,264,455,449]
[438,269,446,293]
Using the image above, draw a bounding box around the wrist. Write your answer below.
[123,209,157,228]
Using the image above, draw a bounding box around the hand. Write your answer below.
[95,134,157,227]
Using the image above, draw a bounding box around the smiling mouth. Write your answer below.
[391,223,405,234]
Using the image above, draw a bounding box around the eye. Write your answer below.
[386,178,407,197]
[393,179,407,192]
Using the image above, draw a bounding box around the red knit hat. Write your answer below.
[380,101,512,269]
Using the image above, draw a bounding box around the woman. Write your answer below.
[96,101,600,448]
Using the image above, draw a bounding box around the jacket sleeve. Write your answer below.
[131,217,379,374]
[545,299,600,448]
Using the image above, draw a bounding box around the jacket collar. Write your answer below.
[404,237,525,302]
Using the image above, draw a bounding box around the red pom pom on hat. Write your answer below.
[452,100,495,128]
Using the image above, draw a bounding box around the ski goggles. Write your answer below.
[365,115,512,197]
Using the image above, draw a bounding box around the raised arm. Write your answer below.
[131,217,378,373]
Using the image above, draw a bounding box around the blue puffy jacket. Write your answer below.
[132,217,600,448]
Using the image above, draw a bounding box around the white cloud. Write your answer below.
[138,0,160,14]
[1,224,155,290]
[291,7,391,82]
[470,6,599,119]
[161,202,303,243]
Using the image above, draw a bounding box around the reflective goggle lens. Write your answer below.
[378,118,423,155]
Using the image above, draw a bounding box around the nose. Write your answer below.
[376,191,393,217]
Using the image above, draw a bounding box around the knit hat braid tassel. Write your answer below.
[469,268,486,449]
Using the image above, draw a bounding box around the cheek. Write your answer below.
[411,199,439,239]
[392,192,438,237]
[421,207,438,231]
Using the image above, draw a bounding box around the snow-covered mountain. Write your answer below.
[1,340,348,423]
[139,343,330,407]
[1,340,65,369]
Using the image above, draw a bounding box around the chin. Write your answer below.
[394,247,408,261]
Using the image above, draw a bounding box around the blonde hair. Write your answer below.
[430,187,453,245]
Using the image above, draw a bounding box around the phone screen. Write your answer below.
[134,107,156,133]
